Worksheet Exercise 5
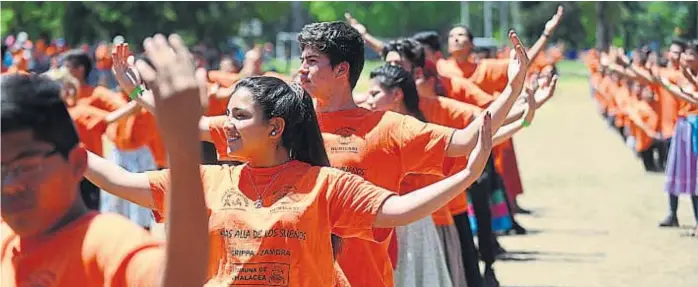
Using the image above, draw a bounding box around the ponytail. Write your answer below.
[370,64,427,122]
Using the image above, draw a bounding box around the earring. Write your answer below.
[271,131,277,136]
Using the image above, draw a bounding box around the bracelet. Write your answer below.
[522,119,531,127]
[542,32,551,38]
[129,85,144,100]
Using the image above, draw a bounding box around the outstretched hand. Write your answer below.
[544,5,565,35]
[507,30,531,89]
[465,112,493,178]
[134,34,208,134]
[344,12,367,36]
[112,43,142,95]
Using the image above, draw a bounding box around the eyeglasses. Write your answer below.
[1,148,60,183]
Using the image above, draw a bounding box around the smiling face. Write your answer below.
[1,130,84,237]
[223,87,279,162]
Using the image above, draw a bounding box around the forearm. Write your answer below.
[362,33,385,55]
[84,151,155,208]
[662,82,698,105]
[493,117,526,146]
[374,168,478,227]
[526,34,550,63]
[161,125,208,287]
[104,101,140,124]
[447,85,521,157]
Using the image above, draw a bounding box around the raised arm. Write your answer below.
[445,31,530,157]
[526,6,564,62]
[103,100,141,124]
[135,33,209,287]
[345,13,386,55]
[659,77,698,105]
[374,112,493,227]
[493,75,558,145]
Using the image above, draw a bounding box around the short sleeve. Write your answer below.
[85,214,165,287]
[145,169,171,223]
[445,77,495,108]
[396,115,455,178]
[208,116,235,161]
[327,170,395,241]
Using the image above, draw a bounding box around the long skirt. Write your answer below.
[394,217,453,287]
[664,116,698,196]
[100,145,156,228]
[435,224,467,287]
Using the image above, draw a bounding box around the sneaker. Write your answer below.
[658,216,679,227]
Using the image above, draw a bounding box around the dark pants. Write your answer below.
[452,156,500,287]
[80,178,100,210]
[657,138,672,170]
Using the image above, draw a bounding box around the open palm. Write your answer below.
[111,43,141,95]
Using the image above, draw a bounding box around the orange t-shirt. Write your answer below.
[417,95,480,222]
[67,104,109,157]
[208,107,456,287]
[631,99,660,152]
[146,161,394,287]
[147,131,168,168]
[613,82,632,128]
[441,76,497,107]
[205,82,230,117]
[656,67,683,137]
[1,212,163,287]
[438,58,509,95]
[78,85,157,150]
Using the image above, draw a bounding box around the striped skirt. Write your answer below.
[664,116,698,196]
[467,185,513,235]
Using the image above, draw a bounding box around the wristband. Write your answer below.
[129,85,144,100]
[542,32,551,38]
[522,119,531,127]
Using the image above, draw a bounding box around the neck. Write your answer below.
[392,102,409,116]
[452,51,471,64]
[312,86,359,113]
[248,147,291,168]
[44,195,89,236]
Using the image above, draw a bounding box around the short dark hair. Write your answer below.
[382,38,426,69]
[450,25,474,42]
[688,39,698,53]
[62,49,92,81]
[671,38,687,51]
[412,31,442,53]
[298,21,365,90]
[1,74,78,158]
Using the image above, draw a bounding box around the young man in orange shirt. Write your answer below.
[1,65,209,286]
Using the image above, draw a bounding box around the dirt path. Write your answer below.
[494,77,698,287]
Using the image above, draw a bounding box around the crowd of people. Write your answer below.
[0,6,639,287]
[582,38,698,237]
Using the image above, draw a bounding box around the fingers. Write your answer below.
[168,34,191,63]
[195,67,210,109]
[135,59,157,89]
[344,12,356,24]
[509,30,529,66]
[480,111,493,150]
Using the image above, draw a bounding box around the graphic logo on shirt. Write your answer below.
[221,188,250,210]
[20,270,56,287]
[271,185,301,204]
[230,262,290,286]
[329,127,360,154]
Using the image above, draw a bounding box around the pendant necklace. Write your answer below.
[242,161,291,209]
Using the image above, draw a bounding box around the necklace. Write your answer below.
[242,161,291,208]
